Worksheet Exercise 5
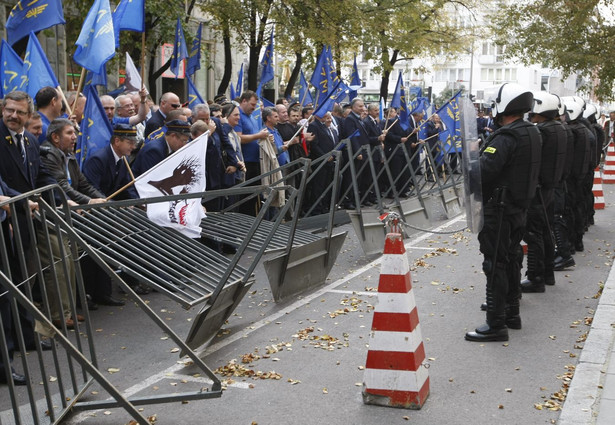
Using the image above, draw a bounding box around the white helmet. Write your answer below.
[562,96,586,111]
[582,104,598,119]
[564,100,583,121]
[531,92,560,119]
[490,83,533,119]
[554,95,566,116]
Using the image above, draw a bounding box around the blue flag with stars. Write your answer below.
[348,55,361,101]
[186,22,202,77]
[22,32,59,100]
[299,70,313,106]
[390,71,409,131]
[76,84,113,169]
[84,63,107,89]
[313,80,343,119]
[6,0,66,46]
[257,29,274,96]
[170,17,188,79]
[112,0,145,48]
[310,46,330,108]
[74,0,115,73]
[436,90,463,153]
[0,40,25,98]
[187,78,204,108]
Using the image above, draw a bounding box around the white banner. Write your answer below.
[135,133,208,238]
[125,52,142,92]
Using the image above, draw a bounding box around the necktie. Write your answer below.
[15,133,26,167]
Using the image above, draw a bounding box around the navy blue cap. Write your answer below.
[113,123,137,139]
[165,119,192,135]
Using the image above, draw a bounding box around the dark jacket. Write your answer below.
[308,120,337,160]
[40,141,105,204]
[144,110,165,139]
[83,144,138,200]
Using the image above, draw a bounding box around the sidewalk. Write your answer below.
[559,234,615,424]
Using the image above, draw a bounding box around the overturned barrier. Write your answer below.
[0,186,223,425]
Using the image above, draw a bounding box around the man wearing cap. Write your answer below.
[144,92,182,139]
[132,120,191,177]
[83,124,139,200]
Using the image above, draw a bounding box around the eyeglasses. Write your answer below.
[231,101,240,107]
[4,107,29,117]
[171,103,181,109]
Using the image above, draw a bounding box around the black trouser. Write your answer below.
[386,150,410,196]
[583,169,595,225]
[568,176,586,246]
[308,161,334,215]
[523,188,554,282]
[81,256,113,302]
[478,205,526,325]
[553,182,572,258]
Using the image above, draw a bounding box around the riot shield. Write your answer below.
[459,96,483,233]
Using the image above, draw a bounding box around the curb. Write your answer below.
[558,260,615,424]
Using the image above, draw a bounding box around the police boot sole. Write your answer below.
[520,283,545,293]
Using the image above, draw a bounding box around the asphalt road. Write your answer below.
[5,188,614,425]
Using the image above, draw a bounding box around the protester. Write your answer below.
[35,86,63,144]
[144,92,181,138]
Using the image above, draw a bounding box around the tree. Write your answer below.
[490,0,615,101]
[358,0,475,101]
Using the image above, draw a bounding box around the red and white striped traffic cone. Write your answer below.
[593,166,605,209]
[603,142,615,184]
[362,232,429,409]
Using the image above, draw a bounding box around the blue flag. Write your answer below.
[436,90,463,153]
[261,96,274,108]
[6,0,66,46]
[349,55,361,101]
[0,40,25,98]
[231,63,243,100]
[251,99,263,128]
[84,63,108,89]
[170,17,188,79]
[299,70,313,106]
[310,46,330,108]
[74,0,115,73]
[313,80,343,119]
[112,0,145,48]
[76,85,113,169]
[186,22,202,77]
[187,78,204,108]
[379,97,385,121]
[22,33,59,100]
[409,86,422,99]
[258,29,275,93]
[390,71,409,131]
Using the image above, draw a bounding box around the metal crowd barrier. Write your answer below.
[0,186,222,425]
[200,157,347,302]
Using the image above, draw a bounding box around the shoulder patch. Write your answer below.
[484,146,496,154]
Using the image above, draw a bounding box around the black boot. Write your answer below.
[466,265,509,342]
[553,255,575,270]
[505,302,522,330]
[465,314,509,341]
[520,277,545,293]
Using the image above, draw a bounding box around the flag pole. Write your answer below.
[384,118,398,132]
[140,32,146,90]
[57,86,73,118]
[106,157,136,200]
[72,68,87,112]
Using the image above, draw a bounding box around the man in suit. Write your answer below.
[408,110,425,176]
[83,124,140,200]
[382,108,411,197]
[342,98,372,208]
[40,118,125,307]
[364,103,387,195]
[308,112,338,214]
[143,92,181,139]
[0,91,77,332]
[132,120,191,177]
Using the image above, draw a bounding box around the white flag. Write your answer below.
[125,52,142,92]
[134,133,208,238]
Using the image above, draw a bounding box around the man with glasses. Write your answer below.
[132,120,191,177]
[144,92,181,139]
[83,124,139,200]
[112,89,148,127]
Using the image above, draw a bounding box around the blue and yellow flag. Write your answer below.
[313,80,343,119]
[6,0,66,46]
[230,63,243,100]
[257,29,274,96]
[299,70,313,106]
[348,55,361,101]
[310,46,329,108]
[170,17,188,79]
[187,78,204,108]
[390,71,409,131]
[22,32,60,100]
[74,0,115,73]
[186,22,202,77]
[112,0,145,48]
[437,90,463,153]
[0,40,25,98]
[84,63,107,90]
[76,85,113,169]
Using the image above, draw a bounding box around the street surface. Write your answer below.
[7,188,615,425]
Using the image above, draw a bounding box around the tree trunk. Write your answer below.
[284,51,302,99]
[217,26,232,95]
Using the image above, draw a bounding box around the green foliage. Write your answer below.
[490,0,615,101]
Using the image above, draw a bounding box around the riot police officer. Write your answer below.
[465,83,541,342]
[520,92,567,293]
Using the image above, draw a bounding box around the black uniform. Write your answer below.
[472,118,541,338]
[382,118,411,197]
[521,119,567,291]
[567,120,592,251]
[553,122,576,269]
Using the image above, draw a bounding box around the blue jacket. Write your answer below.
[83,144,138,200]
